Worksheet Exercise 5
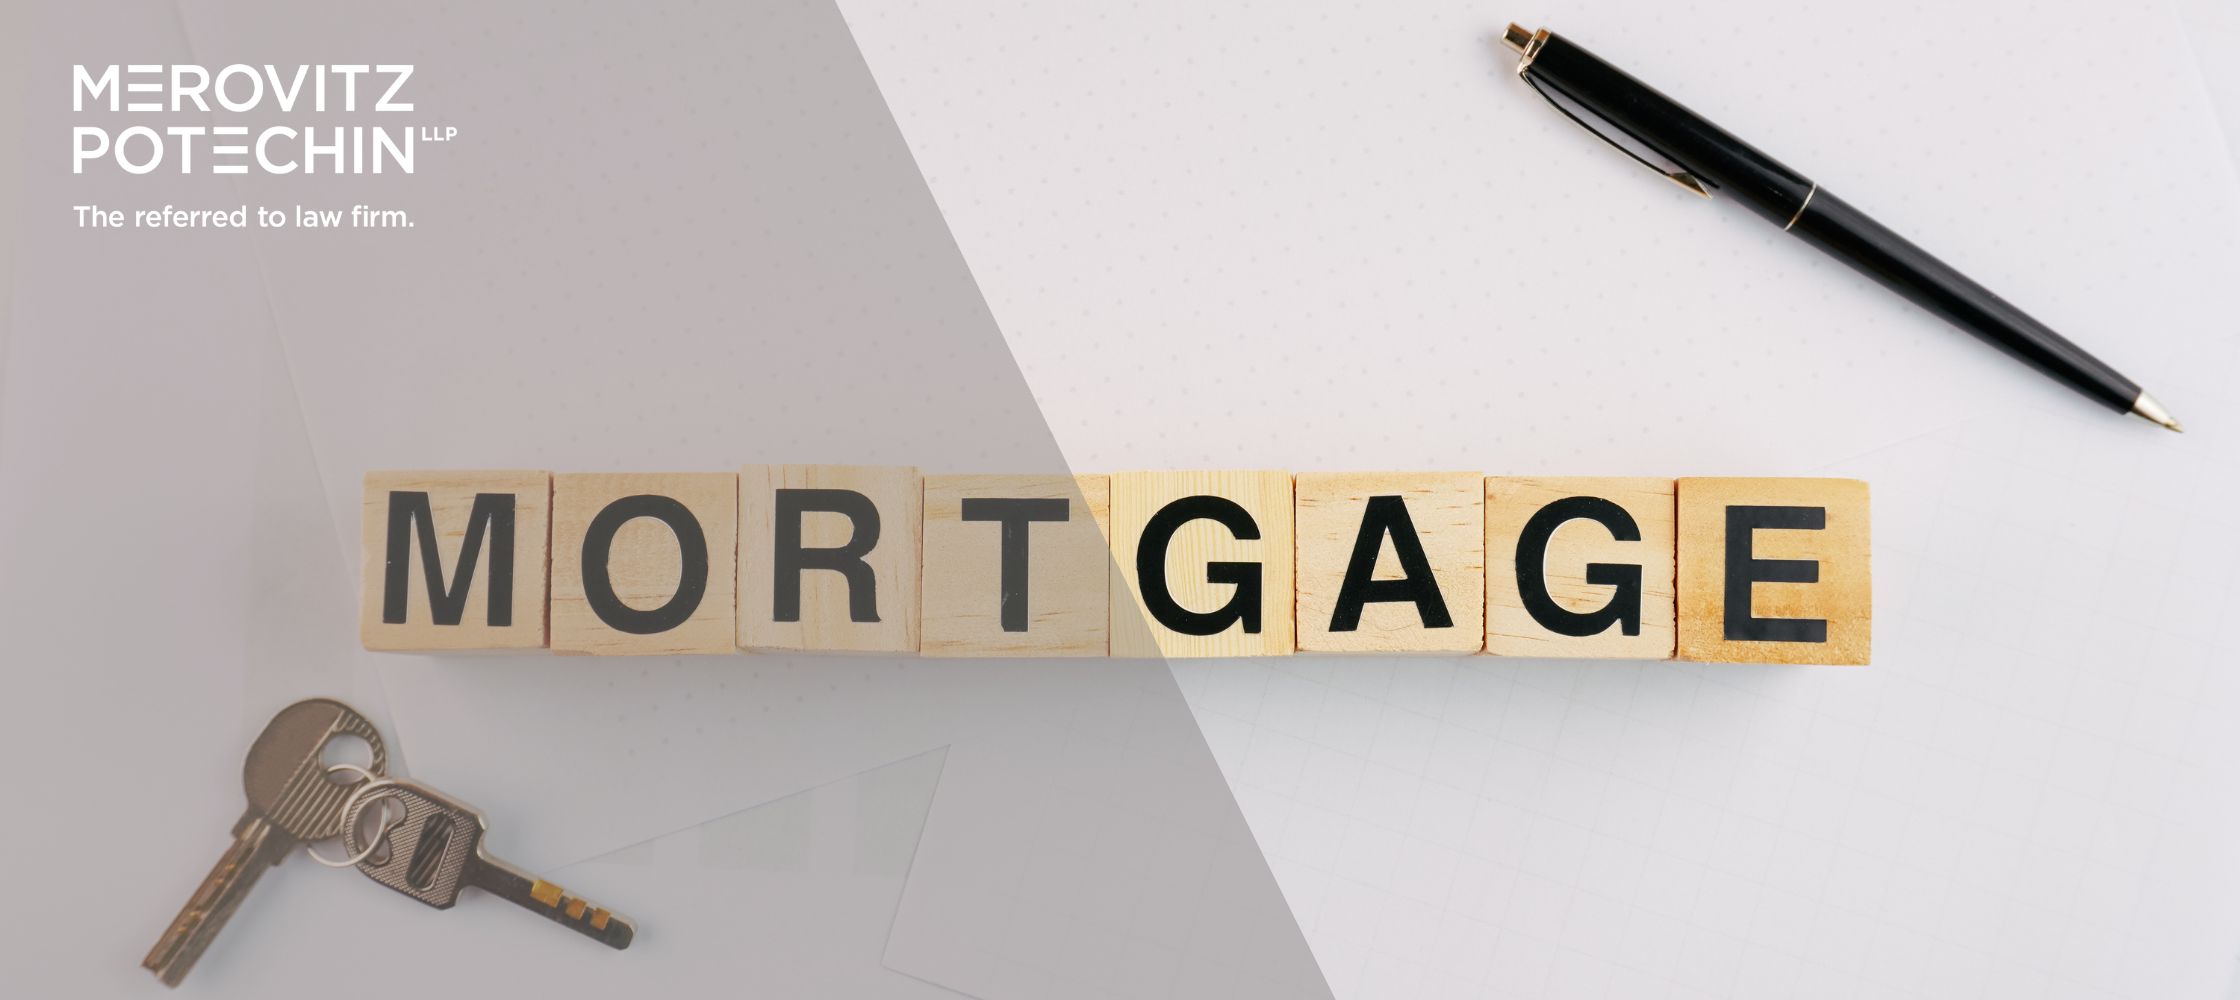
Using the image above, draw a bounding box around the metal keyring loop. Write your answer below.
[304,763,406,868]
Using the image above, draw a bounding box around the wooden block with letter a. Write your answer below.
[1486,477,1675,659]
[550,472,738,655]
[1110,471,1294,658]
[1675,477,1870,665]
[922,474,1111,657]
[739,464,922,653]
[360,470,551,651]
[1294,472,1484,653]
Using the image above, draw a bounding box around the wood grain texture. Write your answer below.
[360,470,551,651]
[738,464,922,653]
[1485,477,1676,660]
[1110,471,1294,658]
[1294,471,1484,654]
[921,474,1111,657]
[1675,477,1870,665]
[550,472,738,655]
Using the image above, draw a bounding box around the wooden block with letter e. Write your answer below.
[550,472,738,655]
[922,474,1111,657]
[1110,471,1294,658]
[1294,472,1484,654]
[1676,477,1870,665]
[1486,477,1676,659]
[360,470,552,651]
[739,464,922,653]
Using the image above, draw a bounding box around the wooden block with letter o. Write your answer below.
[360,470,552,651]
[922,474,1111,657]
[1110,471,1295,658]
[1295,472,1484,654]
[1676,477,1870,665]
[550,472,738,655]
[1486,477,1675,659]
[739,464,922,653]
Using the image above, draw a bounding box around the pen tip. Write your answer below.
[2130,392,2183,432]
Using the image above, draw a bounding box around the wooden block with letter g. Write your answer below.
[550,472,738,655]
[1110,471,1294,658]
[1294,472,1484,654]
[1486,477,1675,659]
[360,470,552,651]
[1676,477,1870,665]
[739,464,922,653]
[922,474,1111,657]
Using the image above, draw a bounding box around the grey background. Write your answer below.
[0,1,1329,996]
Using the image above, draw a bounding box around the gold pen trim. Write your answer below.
[1784,183,1818,231]
[1503,25,1550,76]
[1503,25,1712,200]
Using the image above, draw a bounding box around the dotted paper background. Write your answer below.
[840,0,2240,996]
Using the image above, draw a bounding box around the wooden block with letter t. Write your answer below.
[550,472,738,655]
[1110,471,1294,658]
[360,470,551,651]
[1294,472,1484,654]
[1486,477,1675,659]
[1676,477,1870,665]
[921,474,1111,657]
[739,464,922,653]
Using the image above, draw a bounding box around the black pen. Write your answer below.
[1498,25,2181,432]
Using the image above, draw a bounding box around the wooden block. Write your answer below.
[550,472,738,655]
[1485,477,1676,659]
[738,464,922,653]
[1675,477,1870,665]
[360,470,551,651]
[1110,471,1294,658]
[1294,472,1484,654]
[921,474,1111,657]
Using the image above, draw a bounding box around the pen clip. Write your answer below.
[1518,62,1714,199]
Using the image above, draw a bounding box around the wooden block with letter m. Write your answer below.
[359,470,551,651]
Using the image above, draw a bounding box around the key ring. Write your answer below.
[304,762,406,868]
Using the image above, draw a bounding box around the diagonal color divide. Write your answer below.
[0,0,1339,997]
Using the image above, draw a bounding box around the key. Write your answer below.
[143,698,387,986]
[345,778,637,949]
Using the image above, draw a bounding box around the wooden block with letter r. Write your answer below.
[360,470,551,651]
[1294,471,1484,654]
[1676,477,1870,665]
[550,472,738,655]
[739,464,922,653]
[922,474,1111,657]
[1486,477,1675,659]
[1110,471,1294,658]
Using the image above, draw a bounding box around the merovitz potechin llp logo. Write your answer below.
[71,63,454,176]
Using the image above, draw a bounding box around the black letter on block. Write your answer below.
[1724,505,1826,643]
[774,488,882,623]
[1137,496,1263,636]
[1329,495,1453,632]
[382,490,515,626]
[961,497,1071,632]
[581,494,708,635]
[1515,496,1643,637]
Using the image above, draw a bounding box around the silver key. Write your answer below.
[144,698,387,986]
[345,778,637,949]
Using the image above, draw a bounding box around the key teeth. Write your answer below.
[560,893,634,950]
[542,883,634,950]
